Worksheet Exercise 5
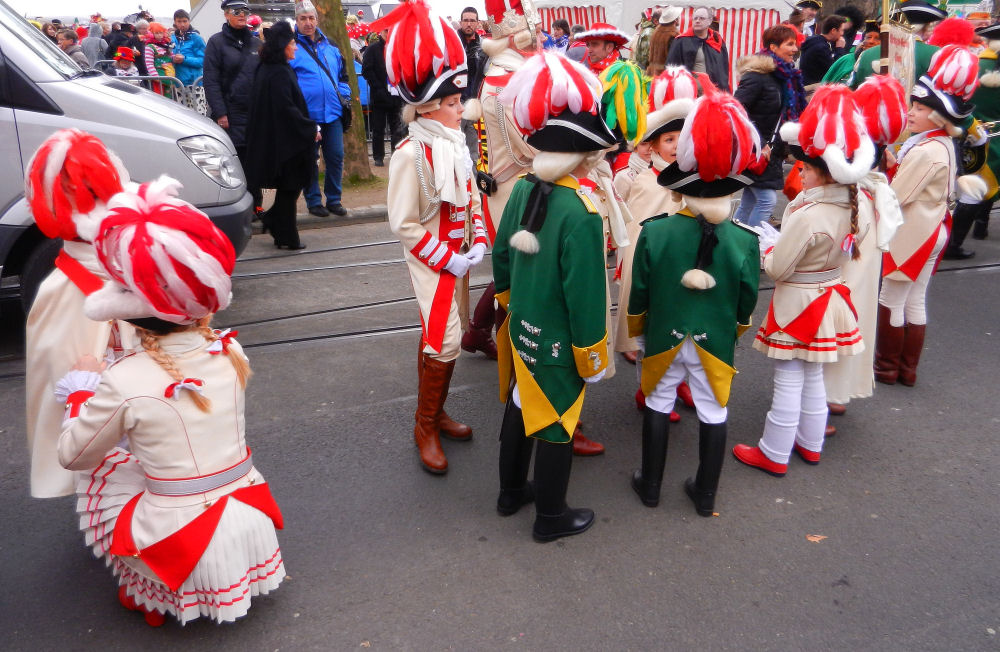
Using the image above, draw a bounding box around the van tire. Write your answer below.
[20,238,62,314]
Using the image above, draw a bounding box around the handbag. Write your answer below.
[300,39,353,129]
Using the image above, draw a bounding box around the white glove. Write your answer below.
[465,242,486,266]
[756,221,780,256]
[583,368,607,384]
[443,252,473,277]
[635,335,645,352]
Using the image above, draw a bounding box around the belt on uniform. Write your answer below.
[145,450,254,496]
[785,268,842,284]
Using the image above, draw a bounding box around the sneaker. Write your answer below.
[373,160,384,167]
[327,203,348,216]
[307,205,329,217]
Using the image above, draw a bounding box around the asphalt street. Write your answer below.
[0,221,998,650]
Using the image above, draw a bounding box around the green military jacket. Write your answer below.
[493,175,609,443]
[852,39,937,88]
[971,51,1000,201]
[627,211,759,407]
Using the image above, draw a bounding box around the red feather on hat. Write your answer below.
[928,44,980,100]
[648,66,698,112]
[500,52,602,135]
[678,85,759,181]
[927,16,976,48]
[854,75,907,146]
[25,129,124,241]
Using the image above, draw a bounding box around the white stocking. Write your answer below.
[758,358,804,464]
[795,361,827,453]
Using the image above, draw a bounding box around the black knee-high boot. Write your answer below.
[972,200,992,240]
[685,421,727,517]
[532,439,593,542]
[631,407,671,507]
[497,399,535,516]
[944,202,978,259]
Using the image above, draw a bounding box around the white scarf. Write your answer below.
[895,129,939,165]
[650,152,672,173]
[592,160,632,247]
[406,117,471,207]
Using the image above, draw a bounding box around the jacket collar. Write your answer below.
[296,26,327,46]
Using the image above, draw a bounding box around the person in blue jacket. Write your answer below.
[290,1,352,217]
[170,9,206,87]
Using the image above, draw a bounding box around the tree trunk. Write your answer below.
[314,0,374,182]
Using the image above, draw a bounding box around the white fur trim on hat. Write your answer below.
[84,282,153,322]
[642,98,695,142]
[779,121,801,146]
[822,137,876,185]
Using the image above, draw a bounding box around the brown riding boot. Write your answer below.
[898,324,926,387]
[873,305,905,385]
[414,353,450,474]
[418,340,471,441]
[439,356,472,440]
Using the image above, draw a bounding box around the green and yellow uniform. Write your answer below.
[852,39,937,89]
[493,175,609,444]
[627,210,759,407]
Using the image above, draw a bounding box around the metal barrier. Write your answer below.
[95,64,209,116]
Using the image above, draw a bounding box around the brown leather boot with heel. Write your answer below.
[874,305,905,385]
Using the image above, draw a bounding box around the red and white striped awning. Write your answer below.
[537,6,783,87]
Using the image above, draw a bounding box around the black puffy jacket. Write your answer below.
[203,23,261,148]
[734,54,787,190]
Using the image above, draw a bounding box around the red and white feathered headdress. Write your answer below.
[369,0,467,106]
[500,52,616,152]
[854,75,907,146]
[642,66,699,142]
[927,44,980,101]
[779,84,875,185]
[926,16,976,48]
[25,129,127,243]
[576,22,630,48]
[85,177,235,324]
[659,86,761,196]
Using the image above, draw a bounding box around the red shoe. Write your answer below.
[572,431,605,456]
[732,444,787,477]
[118,586,138,612]
[461,327,498,360]
[824,424,836,437]
[143,609,166,627]
[621,350,639,364]
[676,381,695,408]
[793,443,821,465]
[827,402,847,416]
[669,410,681,423]
[635,388,646,412]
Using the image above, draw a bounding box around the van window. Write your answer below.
[0,3,77,78]
[1,61,61,113]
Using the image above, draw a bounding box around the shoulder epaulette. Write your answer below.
[575,188,599,214]
[639,212,671,226]
[730,217,760,237]
[395,138,411,150]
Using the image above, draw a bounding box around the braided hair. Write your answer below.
[847,184,861,261]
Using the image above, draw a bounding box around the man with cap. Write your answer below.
[576,22,630,75]
[171,9,206,87]
[667,6,731,91]
[851,0,946,88]
[493,51,615,541]
[945,22,1000,257]
[203,0,262,209]
[290,0,352,218]
[628,85,760,514]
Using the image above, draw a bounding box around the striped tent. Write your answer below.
[536,1,786,88]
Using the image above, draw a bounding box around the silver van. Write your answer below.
[0,1,253,316]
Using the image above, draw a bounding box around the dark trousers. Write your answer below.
[369,103,404,163]
[263,188,301,248]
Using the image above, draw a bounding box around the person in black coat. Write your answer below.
[666,6,731,91]
[203,1,262,176]
[733,24,806,227]
[799,14,847,86]
[361,29,403,166]
[244,21,317,250]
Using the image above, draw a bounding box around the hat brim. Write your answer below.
[659,7,683,24]
[642,99,694,142]
[527,113,617,153]
[911,76,972,122]
[893,3,947,24]
[577,29,630,47]
[976,24,1000,40]
[657,162,751,197]
[400,66,468,105]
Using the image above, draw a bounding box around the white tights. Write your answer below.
[878,228,947,327]
[758,359,827,464]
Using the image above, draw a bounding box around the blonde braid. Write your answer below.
[195,316,252,389]
[848,184,861,261]
[138,327,212,413]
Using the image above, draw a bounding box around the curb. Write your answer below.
[251,204,388,234]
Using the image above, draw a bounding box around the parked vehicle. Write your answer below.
[0,0,253,317]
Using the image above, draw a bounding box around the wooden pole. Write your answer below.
[313,0,375,182]
[879,0,890,75]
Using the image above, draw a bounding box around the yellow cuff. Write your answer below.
[627,312,646,339]
[737,319,752,338]
[495,289,511,311]
[572,333,609,378]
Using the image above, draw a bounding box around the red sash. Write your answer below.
[882,222,944,280]
[763,284,856,344]
[55,249,103,296]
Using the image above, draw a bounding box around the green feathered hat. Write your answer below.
[599,60,648,147]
